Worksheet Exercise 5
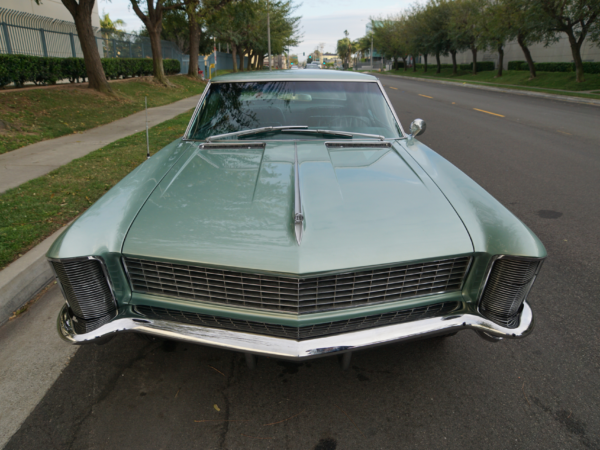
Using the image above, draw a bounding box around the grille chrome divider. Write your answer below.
[294,142,303,245]
[134,302,461,341]
[124,256,471,314]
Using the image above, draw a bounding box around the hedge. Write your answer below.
[412,61,494,71]
[507,60,600,74]
[458,61,495,71]
[0,54,181,87]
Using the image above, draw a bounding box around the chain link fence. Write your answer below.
[0,7,185,73]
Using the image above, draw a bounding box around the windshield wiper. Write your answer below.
[206,126,386,142]
[206,126,308,141]
[280,129,385,141]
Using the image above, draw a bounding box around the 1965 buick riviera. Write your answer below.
[49,70,546,368]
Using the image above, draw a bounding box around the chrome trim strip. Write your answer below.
[206,125,308,142]
[57,301,535,358]
[376,79,407,138]
[183,80,211,140]
[294,142,303,245]
[210,77,378,83]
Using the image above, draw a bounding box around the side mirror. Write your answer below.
[409,118,426,137]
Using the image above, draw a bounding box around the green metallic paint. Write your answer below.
[397,139,547,304]
[122,141,473,274]
[46,139,197,304]
[46,73,546,331]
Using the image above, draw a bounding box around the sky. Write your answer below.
[99,0,416,62]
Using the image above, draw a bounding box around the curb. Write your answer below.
[375,73,600,107]
[0,225,68,326]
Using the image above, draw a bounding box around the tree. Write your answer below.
[533,0,600,82]
[370,16,411,71]
[130,0,174,86]
[36,0,112,93]
[100,12,126,31]
[488,0,550,79]
[336,30,356,69]
[450,0,485,75]
[423,0,453,74]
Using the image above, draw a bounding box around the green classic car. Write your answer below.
[49,70,546,369]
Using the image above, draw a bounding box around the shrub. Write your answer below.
[508,60,525,70]
[534,62,573,72]
[509,61,600,74]
[0,54,181,87]
[459,61,495,71]
[582,62,600,74]
[62,57,87,83]
[164,59,180,74]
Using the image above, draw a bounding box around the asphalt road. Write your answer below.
[6,76,600,450]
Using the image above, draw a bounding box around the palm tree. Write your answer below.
[100,12,127,38]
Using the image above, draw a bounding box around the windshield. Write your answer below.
[187,81,402,140]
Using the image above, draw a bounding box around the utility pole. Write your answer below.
[267,0,272,71]
[371,35,374,68]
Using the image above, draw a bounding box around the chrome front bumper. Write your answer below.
[57,302,535,359]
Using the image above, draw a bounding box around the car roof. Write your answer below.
[211,70,377,83]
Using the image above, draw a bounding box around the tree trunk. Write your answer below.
[231,43,238,72]
[238,49,245,72]
[496,43,504,77]
[517,34,536,79]
[61,0,111,93]
[436,52,441,74]
[471,46,477,75]
[246,49,252,71]
[412,55,417,72]
[130,0,171,87]
[148,28,169,85]
[451,50,457,75]
[423,54,428,72]
[258,54,264,70]
[565,30,585,82]
[403,57,407,71]
[187,13,199,77]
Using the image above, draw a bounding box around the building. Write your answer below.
[322,52,342,68]
[2,0,100,27]
[433,37,599,70]
[0,1,102,58]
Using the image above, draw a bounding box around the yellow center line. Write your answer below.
[389,86,398,90]
[418,94,433,99]
[473,108,505,117]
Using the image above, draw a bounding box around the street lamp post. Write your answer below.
[267,0,272,71]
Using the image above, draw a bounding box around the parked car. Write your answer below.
[50,70,546,369]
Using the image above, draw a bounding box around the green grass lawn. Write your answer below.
[377,68,600,99]
[0,110,193,270]
[0,75,206,154]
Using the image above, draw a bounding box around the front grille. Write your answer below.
[124,257,470,314]
[479,257,543,328]
[51,258,116,322]
[134,302,460,340]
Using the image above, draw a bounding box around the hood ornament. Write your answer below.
[294,144,303,245]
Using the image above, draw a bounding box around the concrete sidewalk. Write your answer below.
[0,93,202,194]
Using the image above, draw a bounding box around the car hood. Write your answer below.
[123,141,473,274]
